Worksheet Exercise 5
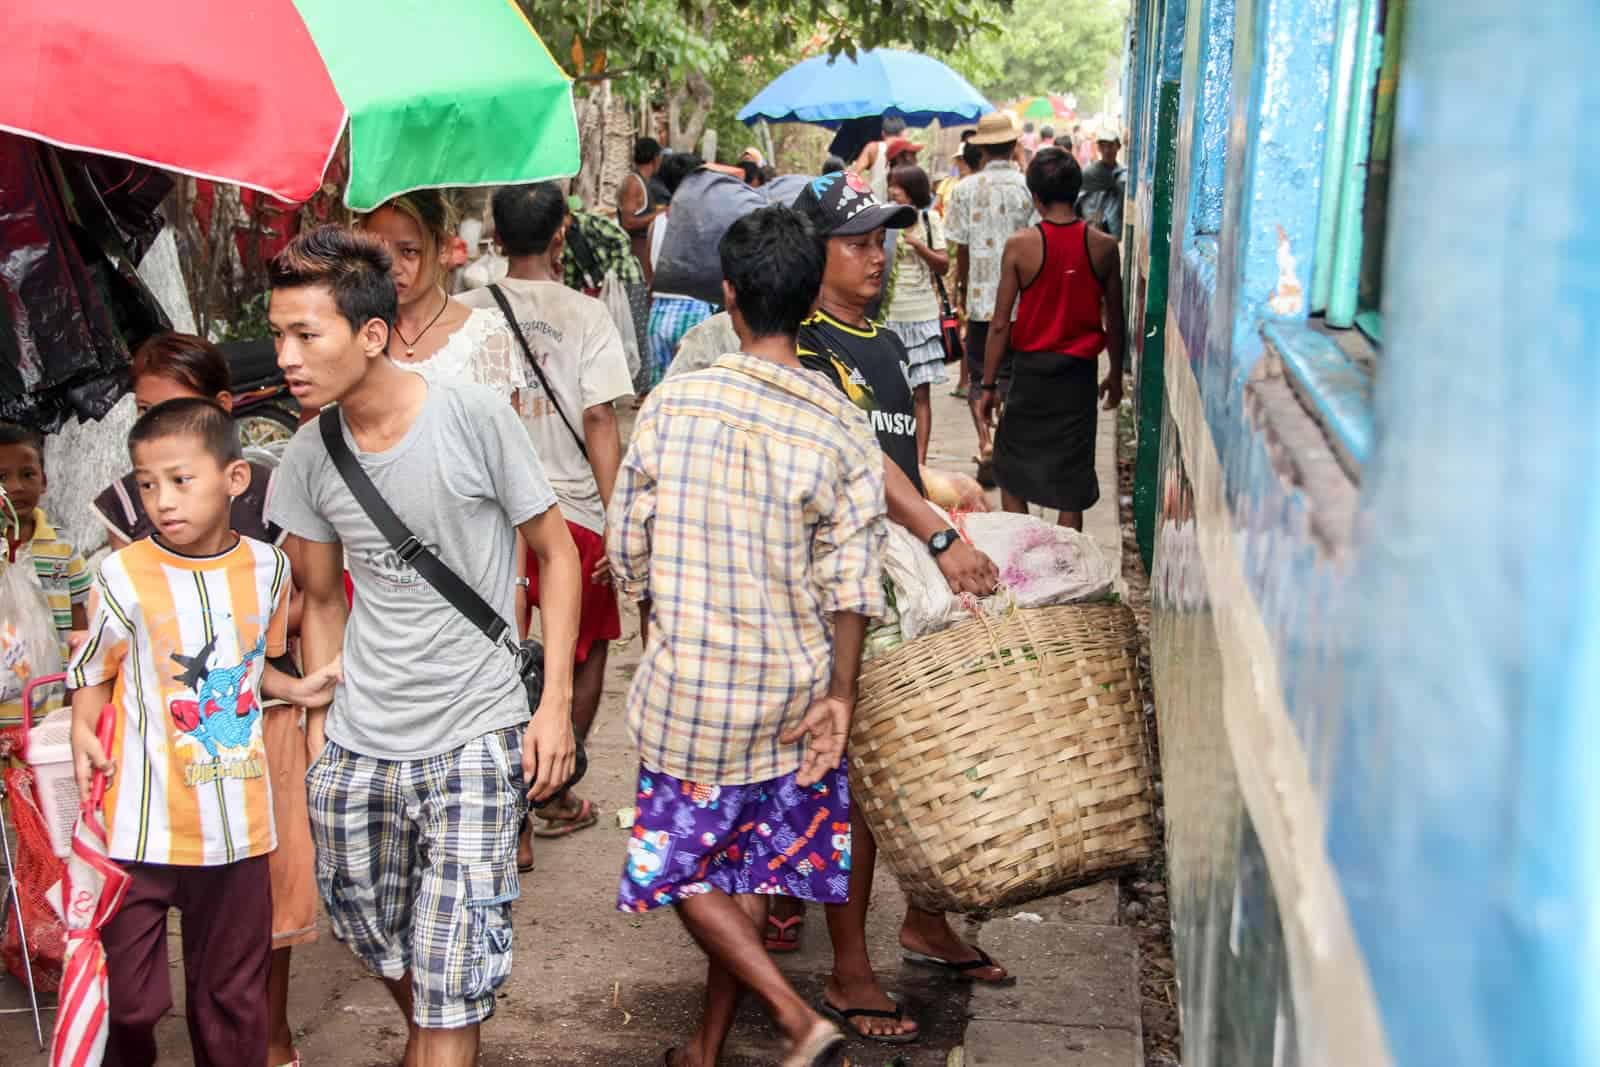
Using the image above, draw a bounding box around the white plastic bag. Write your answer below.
[0,555,65,711]
[882,520,970,641]
[599,270,643,383]
[959,512,1114,608]
[882,505,1115,642]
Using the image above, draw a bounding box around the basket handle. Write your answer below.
[17,671,68,764]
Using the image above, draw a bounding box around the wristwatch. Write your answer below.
[928,528,960,557]
[979,381,999,391]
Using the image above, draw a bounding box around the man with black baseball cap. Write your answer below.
[770,173,1013,1046]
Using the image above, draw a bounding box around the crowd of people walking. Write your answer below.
[3,104,1127,1067]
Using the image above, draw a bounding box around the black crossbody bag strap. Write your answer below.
[925,212,955,315]
[563,223,604,290]
[317,408,515,655]
[487,284,588,460]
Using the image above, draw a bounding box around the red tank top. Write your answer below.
[1010,219,1106,358]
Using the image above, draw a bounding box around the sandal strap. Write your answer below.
[824,999,904,1022]
[946,948,997,971]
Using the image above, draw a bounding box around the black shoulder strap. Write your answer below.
[564,222,603,290]
[925,211,954,313]
[317,408,514,653]
[487,284,588,460]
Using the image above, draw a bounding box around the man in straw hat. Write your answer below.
[944,110,1038,475]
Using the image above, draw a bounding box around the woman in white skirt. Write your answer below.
[885,165,951,465]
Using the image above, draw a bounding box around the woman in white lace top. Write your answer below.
[360,190,525,400]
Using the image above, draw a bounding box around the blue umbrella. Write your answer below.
[737,48,993,129]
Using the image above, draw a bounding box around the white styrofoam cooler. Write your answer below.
[26,703,79,859]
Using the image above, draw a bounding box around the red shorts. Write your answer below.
[526,521,621,665]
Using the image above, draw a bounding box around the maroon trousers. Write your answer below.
[102,855,272,1067]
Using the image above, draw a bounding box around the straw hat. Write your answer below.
[968,111,1021,146]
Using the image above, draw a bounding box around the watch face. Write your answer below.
[931,529,957,552]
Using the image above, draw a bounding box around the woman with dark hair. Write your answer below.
[94,332,281,550]
[359,189,523,400]
[885,164,952,464]
[91,330,314,1067]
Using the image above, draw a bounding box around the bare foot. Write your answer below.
[823,973,919,1041]
[517,820,534,872]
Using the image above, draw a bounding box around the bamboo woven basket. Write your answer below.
[849,602,1156,914]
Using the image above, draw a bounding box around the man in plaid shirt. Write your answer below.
[607,204,886,1067]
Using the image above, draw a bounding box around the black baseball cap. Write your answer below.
[791,171,916,237]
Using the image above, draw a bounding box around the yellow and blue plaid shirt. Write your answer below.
[607,353,888,785]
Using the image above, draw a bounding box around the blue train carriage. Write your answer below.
[1120,0,1599,1065]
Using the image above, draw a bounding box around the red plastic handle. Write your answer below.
[89,702,116,812]
[16,671,68,764]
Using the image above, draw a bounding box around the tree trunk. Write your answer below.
[668,3,717,154]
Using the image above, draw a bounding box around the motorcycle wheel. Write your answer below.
[236,402,299,465]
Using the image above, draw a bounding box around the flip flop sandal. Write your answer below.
[764,914,804,953]
[818,997,919,1045]
[781,1025,847,1067]
[902,947,1018,986]
[533,797,598,838]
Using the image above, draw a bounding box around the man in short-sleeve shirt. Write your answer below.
[264,225,582,1064]
[461,182,633,844]
[779,173,1012,1043]
[946,111,1038,458]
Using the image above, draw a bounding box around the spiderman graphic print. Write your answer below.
[68,536,290,865]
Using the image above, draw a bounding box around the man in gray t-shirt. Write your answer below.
[264,226,582,1062]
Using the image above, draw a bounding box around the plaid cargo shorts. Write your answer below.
[306,725,526,1029]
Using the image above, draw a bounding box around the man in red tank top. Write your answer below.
[977,147,1126,530]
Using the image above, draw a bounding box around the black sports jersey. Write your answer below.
[797,310,924,496]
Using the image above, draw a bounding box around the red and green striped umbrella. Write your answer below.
[2,1,579,210]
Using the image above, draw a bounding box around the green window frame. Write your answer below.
[1310,0,1405,342]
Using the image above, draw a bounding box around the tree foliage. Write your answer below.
[519,0,1014,154]
[939,0,1126,109]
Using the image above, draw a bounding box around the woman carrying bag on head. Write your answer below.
[884,165,953,466]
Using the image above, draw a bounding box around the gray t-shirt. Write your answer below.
[267,379,558,759]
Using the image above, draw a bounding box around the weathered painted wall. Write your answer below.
[1333,5,1600,1065]
[1131,0,1600,1064]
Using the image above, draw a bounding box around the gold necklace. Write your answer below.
[394,289,448,358]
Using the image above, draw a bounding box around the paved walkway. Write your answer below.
[0,373,1139,1066]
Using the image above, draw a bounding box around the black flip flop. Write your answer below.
[902,947,1018,986]
[818,997,919,1045]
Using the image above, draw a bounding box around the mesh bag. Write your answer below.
[1,733,65,993]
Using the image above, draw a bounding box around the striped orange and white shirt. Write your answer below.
[68,536,290,866]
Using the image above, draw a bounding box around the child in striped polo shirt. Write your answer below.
[67,398,340,1067]
[0,421,90,725]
